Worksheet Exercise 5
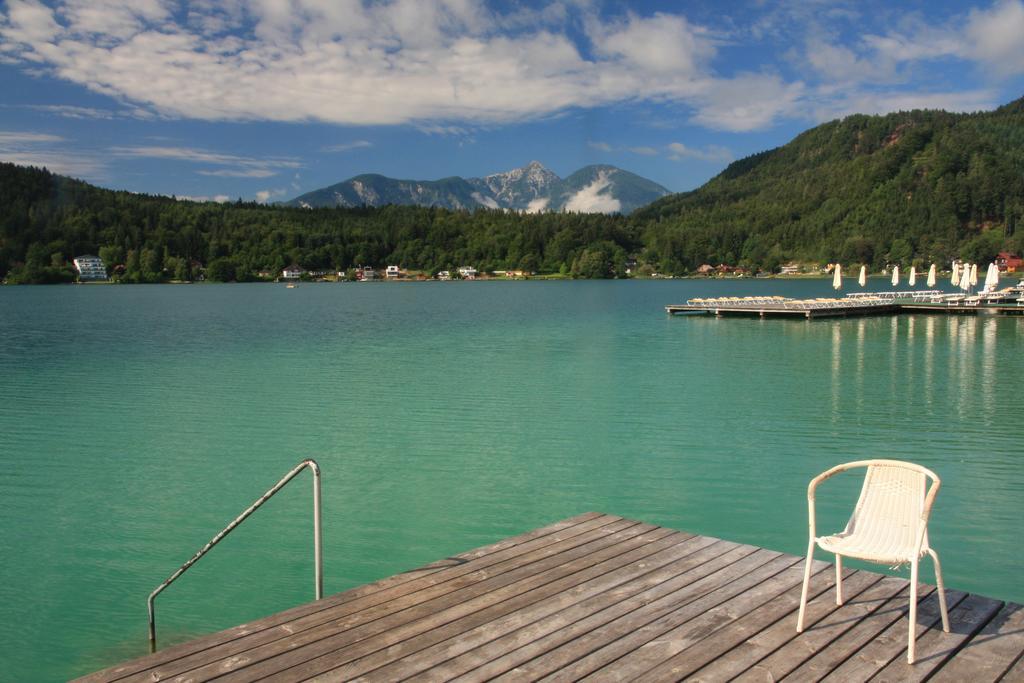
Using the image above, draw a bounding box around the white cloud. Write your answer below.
[525,197,550,213]
[0,129,104,176]
[963,0,1024,76]
[24,104,122,119]
[198,168,277,178]
[830,0,1024,82]
[3,0,62,43]
[690,74,805,132]
[178,194,232,203]
[322,140,373,153]
[588,140,612,152]
[110,145,300,177]
[563,170,621,214]
[253,188,286,204]
[666,142,733,163]
[588,12,716,76]
[0,131,64,144]
[471,191,499,209]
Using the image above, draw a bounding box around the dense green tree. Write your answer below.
[206,258,236,282]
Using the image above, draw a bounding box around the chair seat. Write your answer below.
[816,527,923,566]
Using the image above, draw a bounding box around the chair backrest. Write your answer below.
[846,460,937,533]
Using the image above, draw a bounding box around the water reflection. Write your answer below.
[981,317,997,422]
[831,322,841,422]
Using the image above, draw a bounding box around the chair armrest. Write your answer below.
[805,460,874,541]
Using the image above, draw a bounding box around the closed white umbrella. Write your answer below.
[984,262,999,292]
[832,263,842,290]
[909,266,917,287]
[891,265,899,286]
[927,263,937,287]
[970,263,978,286]
[961,263,972,292]
[858,265,867,287]
[951,262,961,287]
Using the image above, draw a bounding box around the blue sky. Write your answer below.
[0,0,1022,203]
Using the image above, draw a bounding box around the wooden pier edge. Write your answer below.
[76,513,1024,682]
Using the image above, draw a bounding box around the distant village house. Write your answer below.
[282,264,306,279]
[458,266,478,279]
[385,265,401,279]
[996,252,1022,273]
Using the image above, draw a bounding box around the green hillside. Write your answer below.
[635,97,1024,272]
[1,97,1022,283]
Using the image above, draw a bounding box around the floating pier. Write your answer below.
[79,513,1023,682]
[667,289,1024,319]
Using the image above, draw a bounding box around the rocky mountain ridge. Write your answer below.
[284,161,670,215]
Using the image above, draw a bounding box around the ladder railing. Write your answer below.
[147,459,323,651]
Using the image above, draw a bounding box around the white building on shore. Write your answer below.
[73,255,107,281]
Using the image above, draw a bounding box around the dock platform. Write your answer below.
[79,513,1024,682]
[667,292,1024,319]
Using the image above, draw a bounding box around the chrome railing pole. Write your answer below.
[311,459,323,601]
[147,459,323,651]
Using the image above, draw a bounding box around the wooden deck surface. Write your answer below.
[78,513,1024,682]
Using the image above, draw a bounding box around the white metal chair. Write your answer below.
[796,460,950,663]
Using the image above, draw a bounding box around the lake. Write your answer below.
[0,279,1021,680]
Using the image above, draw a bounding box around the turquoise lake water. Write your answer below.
[0,279,1021,680]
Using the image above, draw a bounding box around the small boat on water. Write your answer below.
[286,283,297,289]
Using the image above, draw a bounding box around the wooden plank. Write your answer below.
[449,543,764,683]
[1001,651,1024,681]
[681,569,885,682]
[267,526,695,681]
[929,603,1024,682]
[417,540,752,683]
[306,531,719,681]
[101,514,634,683]
[868,593,1006,682]
[533,551,797,682]
[637,565,853,682]
[724,574,911,682]
[789,587,963,682]
[184,519,659,681]
[77,511,609,683]
[819,589,967,682]
[581,557,816,681]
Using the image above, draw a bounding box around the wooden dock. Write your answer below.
[666,294,1024,319]
[79,513,1024,682]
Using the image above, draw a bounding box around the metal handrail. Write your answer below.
[147,459,323,651]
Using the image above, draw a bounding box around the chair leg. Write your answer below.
[835,554,843,605]
[797,539,815,632]
[908,557,919,664]
[927,548,951,632]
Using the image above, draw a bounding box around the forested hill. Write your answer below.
[1,97,1023,283]
[0,162,639,283]
[635,96,1024,272]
